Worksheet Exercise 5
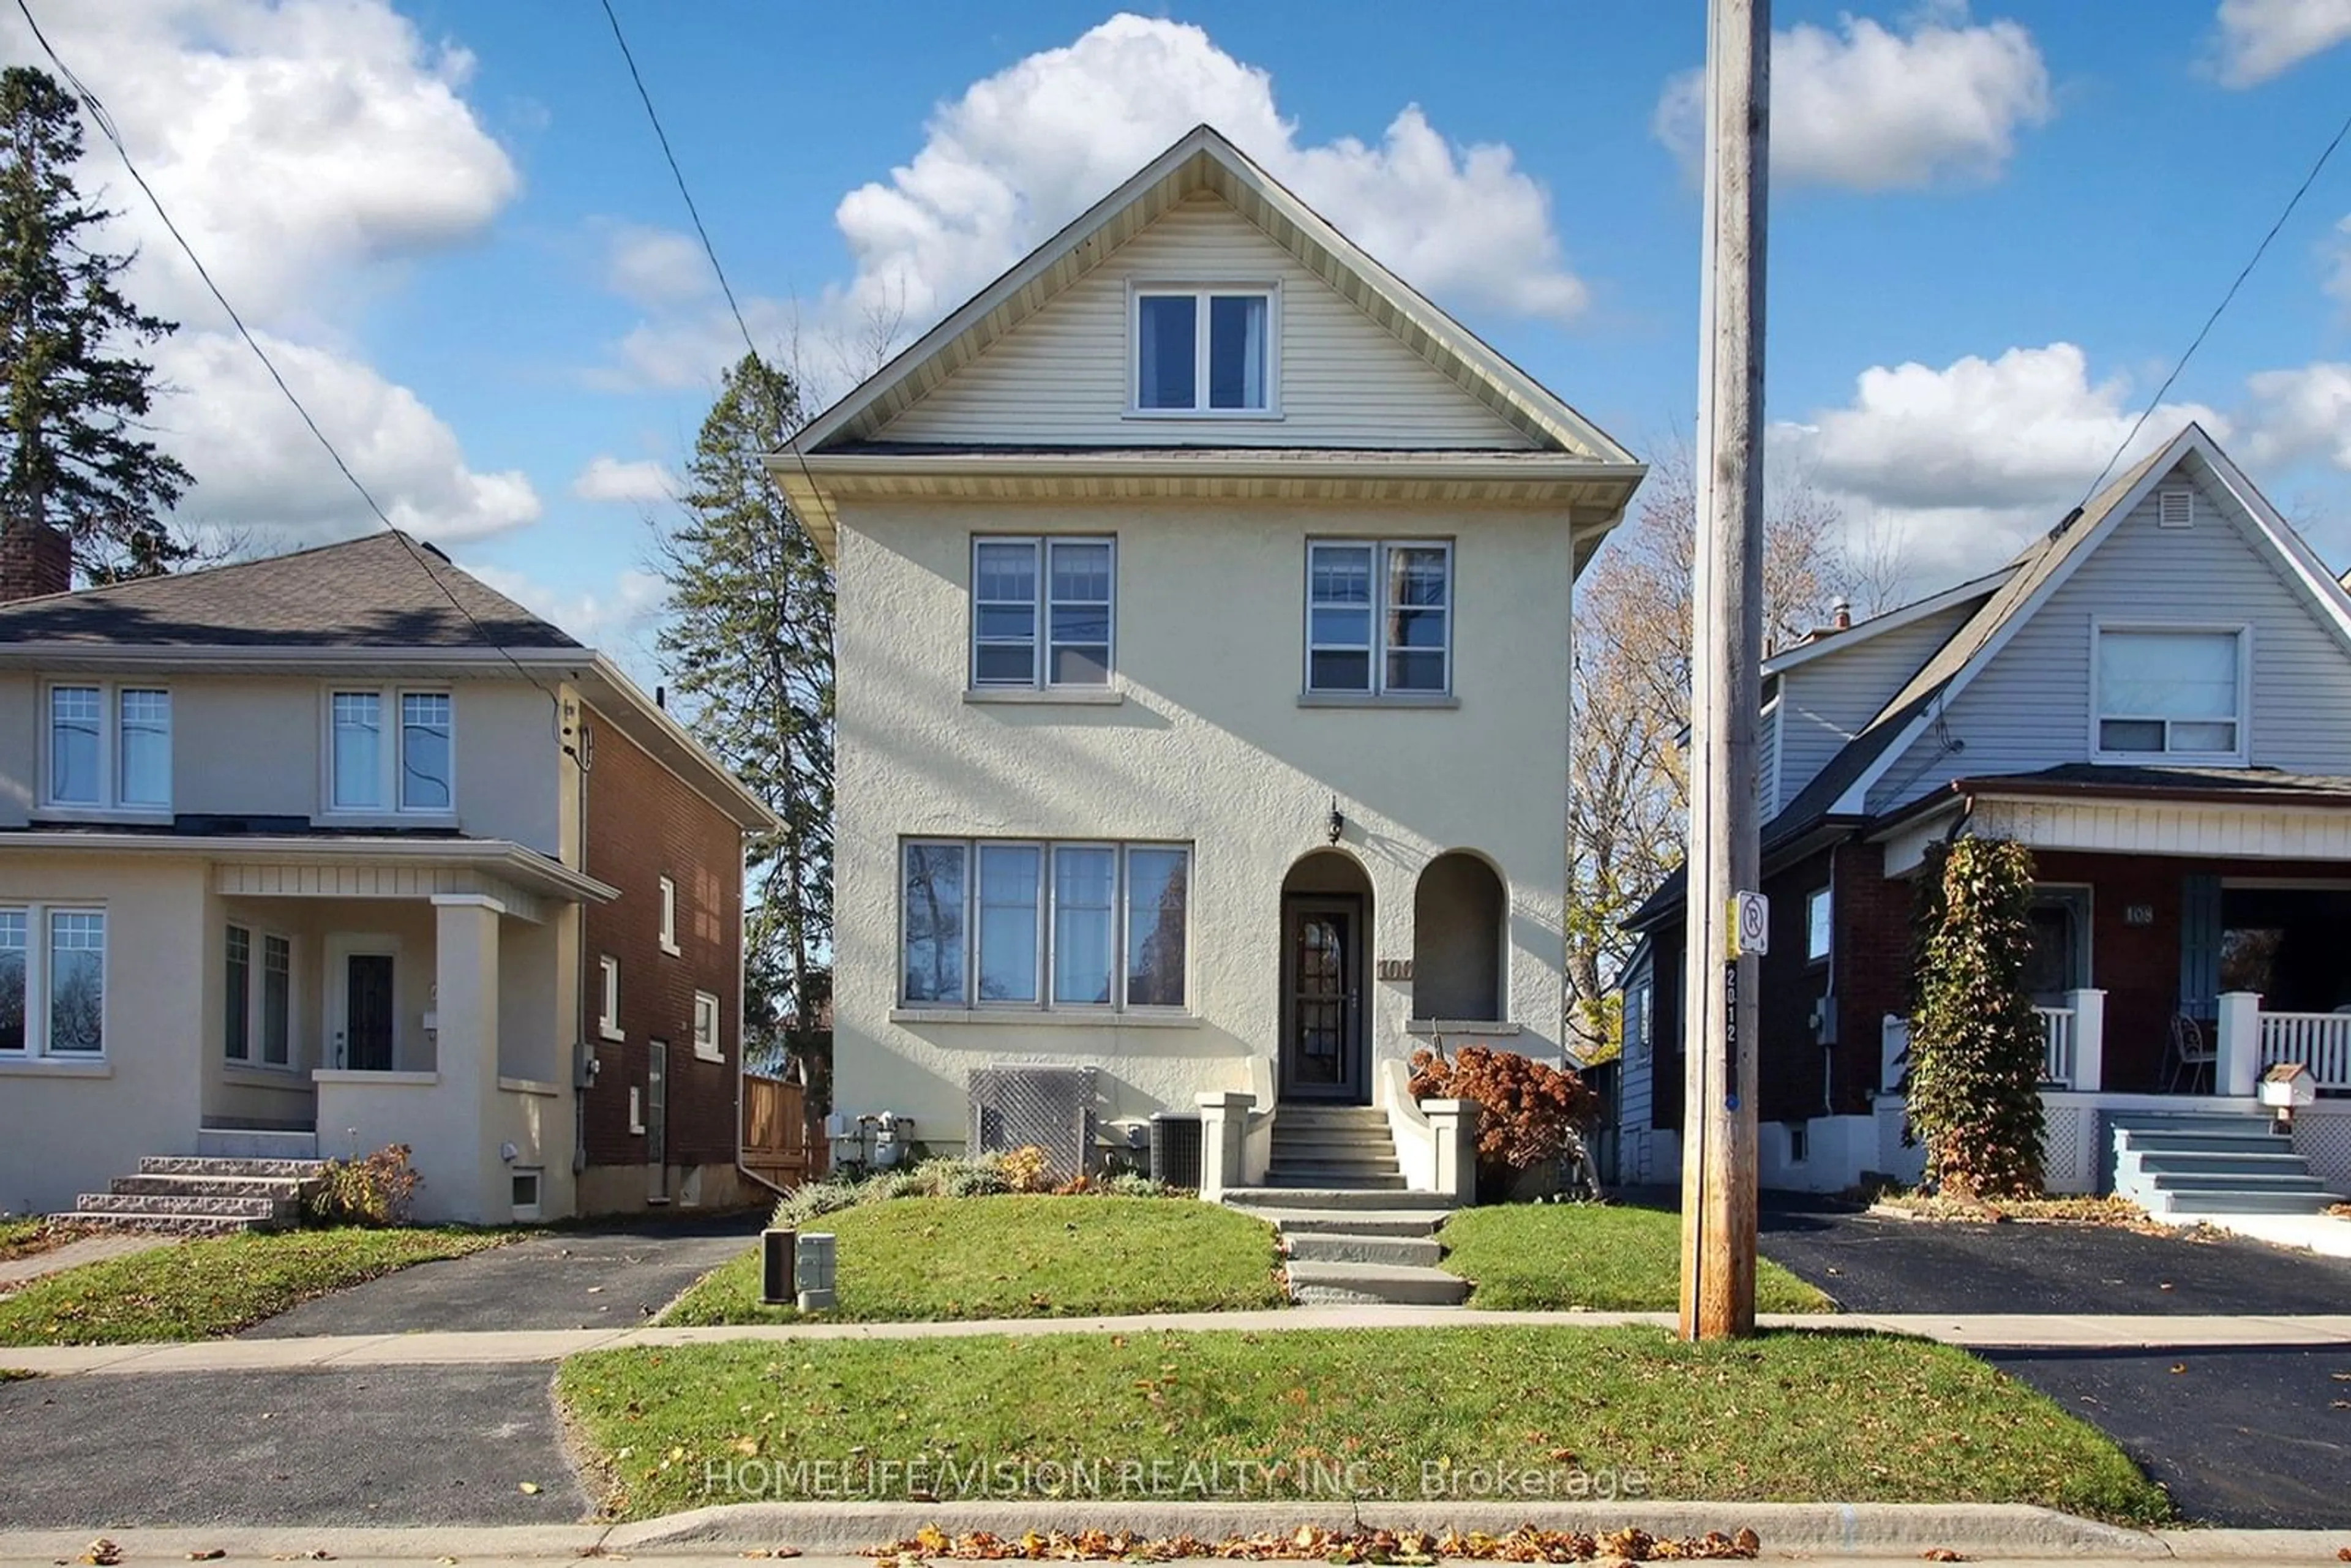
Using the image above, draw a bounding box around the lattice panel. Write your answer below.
[967,1066,1098,1178]
[2039,1103,2094,1195]
[2293,1109,2351,1191]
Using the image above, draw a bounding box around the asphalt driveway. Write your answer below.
[243,1211,763,1338]
[1758,1198,2351,1529]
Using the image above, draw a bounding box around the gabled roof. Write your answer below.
[1760,566,2012,678]
[0,531,577,650]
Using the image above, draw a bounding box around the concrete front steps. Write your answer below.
[59,1144,328,1235]
[2111,1111,2345,1218]
[1226,1109,1468,1304]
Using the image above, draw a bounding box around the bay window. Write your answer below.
[901,838,1191,1011]
[1133,287,1273,413]
[45,683,170,810]
[2094,627,2247,760]
[1306,539,1453,696]
[2,905,106,1058]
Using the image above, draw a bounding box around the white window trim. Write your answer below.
[627,1085,645,1136]
[319,684,457,819]
[1125,281,1283,419]
[510,1168,544,1223]
[1804,886,1832,966]
[598,954,623,1042]
[898,837,1193,1014]
[0,902,108,1061]
[658,876,681,956]
[968,536,1118,692]
[1303,538,1456,699]
[692,988,723,1062]
[223,923,301,1071]
[38,680,171,817]
[2087,620,2253,767]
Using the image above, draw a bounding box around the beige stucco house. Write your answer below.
[0,528,778,1225]
[773,127,1643,1191]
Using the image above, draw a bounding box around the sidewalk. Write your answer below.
[0,1231,173,1290]
[7,1306,2351,1376]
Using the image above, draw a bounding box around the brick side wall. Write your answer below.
[1834,838,1911,1108]
[580,711,745,1171]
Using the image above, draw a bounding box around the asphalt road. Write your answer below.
[0,1365,587,1529]
[242,1212,764,1337]
[1757,1198,2351,1528]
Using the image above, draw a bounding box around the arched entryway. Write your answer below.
[1279,850,1373,1103]
[1413,851,1505,1022]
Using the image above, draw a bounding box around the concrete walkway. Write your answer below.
[0,1230,174,1290]
[8,1306,2351,1377]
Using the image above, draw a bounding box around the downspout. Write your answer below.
[564,702,593,1181]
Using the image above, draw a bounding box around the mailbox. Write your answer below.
[2259,1062,2315,1117]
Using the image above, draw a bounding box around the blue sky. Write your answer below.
[7,0,2351,666]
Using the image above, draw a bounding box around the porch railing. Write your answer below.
[2255,1010,2351,1090]
[2036,1006,2075,1089]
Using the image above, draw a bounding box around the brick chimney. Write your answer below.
[0,521,72,603]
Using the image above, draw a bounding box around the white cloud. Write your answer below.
[2241,362,2351,470]
[462,562,669,653]
[0,0,534,550]
[2210,0,2351,86]
[158,329,538,545]
[831,13,1586,331]
[601,222,713,309]
[1655,6,2053,190]
[1777,343,2227,576]
[572,455,675,505]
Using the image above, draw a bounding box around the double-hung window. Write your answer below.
[970,536,1114,689]
[2093,628,2248,761]
[692,990,722,1062]
[328,687,454,812]
[223,925,293,1067]
[1,905,106,1058]
[1133,287,1274,413]
[44,683,170,811]
[658,876,681,955]
[598,955,623,1041]
[1305,540,1453,696]
[901,838,1191,1011]
[1804,887,1832,965]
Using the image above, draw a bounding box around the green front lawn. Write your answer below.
[664,1196,1286,1325]
[558,1326,2166,1525]
[1438,1204,1833,1313]
[0,1226,513,1345]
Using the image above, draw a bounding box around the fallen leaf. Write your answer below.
[2169,1364,2187,1374]
[1922,1552,1969,1564]
[519,1482,541,1495]
[188,1555,227,1563]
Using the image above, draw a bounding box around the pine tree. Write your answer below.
[657,353,833,1075]
[0,66,193,580]
[1905,836,2047,1199]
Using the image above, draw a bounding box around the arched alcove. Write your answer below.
[1412,851,1505,1021]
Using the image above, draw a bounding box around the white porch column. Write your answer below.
[1422,1098,1479,1203]
[2217,991,2263,1098]
[1196,1090,1253,1202]
[2066,989,2105,1093]
[432,894,504,1219]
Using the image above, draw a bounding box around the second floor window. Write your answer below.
[47,683,170,810]
[1306,540,1453,696]
[329,688,454,812]
[972,537,1114,689]
[1133,288,1272,413]
[2094,628,2246,760]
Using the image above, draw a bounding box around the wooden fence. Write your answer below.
[743,1072,822,1190]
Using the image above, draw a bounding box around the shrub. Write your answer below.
[995,1144,1052,1193]
[767,1145,1171,1228]
[304,1144,420,1227]
[1410,1044,1600,1197]
[1906,836,2047,1201]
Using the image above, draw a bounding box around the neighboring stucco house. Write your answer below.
[1621,424,2351,1213]
[771,126,1645,1190]
[0,526,778,1225]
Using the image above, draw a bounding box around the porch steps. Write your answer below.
[197,1127,320,1160]
[56,1155,326,1235]
[2111,1113,2344,1219]
[1226,1106,1467,1307]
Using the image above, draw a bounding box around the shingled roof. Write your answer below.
[0,531,578,650]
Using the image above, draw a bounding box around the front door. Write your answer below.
[1281,896,1365,1102]
[645,1040,669,1204]
[343,953,395,1071]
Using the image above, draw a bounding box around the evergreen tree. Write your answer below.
[658,353,833,1075]
[1905,836,2047,1199]
[0,66,193,580]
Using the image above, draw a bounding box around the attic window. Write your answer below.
[1133,287,1273,414]
[2158,487,2194,529]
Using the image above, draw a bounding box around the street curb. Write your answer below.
[0,1526,613,1560]
[604,1499,2171,1558]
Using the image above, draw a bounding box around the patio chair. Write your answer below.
[2165,1014,2216,1094]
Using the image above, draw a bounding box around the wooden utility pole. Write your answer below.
[1679,0,1769,1342]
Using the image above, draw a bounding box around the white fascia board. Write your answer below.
[0,832,620,902]
[2189,435,2351,654]
[577,655,782,834]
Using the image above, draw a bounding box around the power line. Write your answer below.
[595,0,842,543]
[2079,103,2351,506]
[10,0,560,696]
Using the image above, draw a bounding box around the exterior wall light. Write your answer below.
[1326,797,1345,845]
